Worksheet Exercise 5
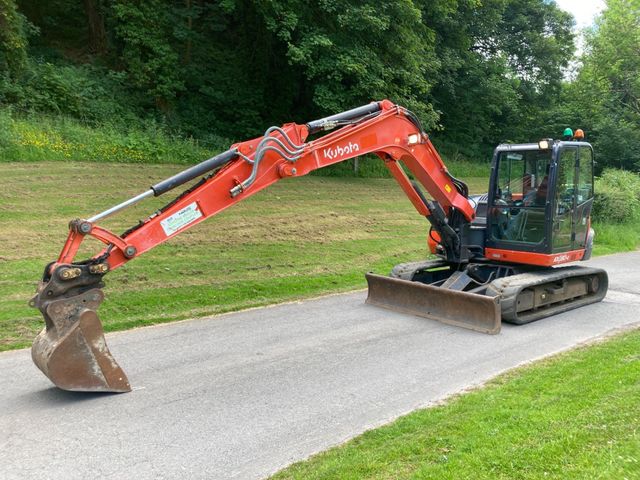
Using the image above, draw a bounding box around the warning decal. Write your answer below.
[160,202,203,236]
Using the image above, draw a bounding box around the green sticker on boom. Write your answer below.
[160,202,203,236]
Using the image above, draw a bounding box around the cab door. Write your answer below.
[487,149,552,252]
[574,146,594,248]
[551,145,594,253]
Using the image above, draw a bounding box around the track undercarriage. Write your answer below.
[366,259,608,334]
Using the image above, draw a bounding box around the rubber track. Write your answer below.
[390,259,447,280]
[487,266,608,325]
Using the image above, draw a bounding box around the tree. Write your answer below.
[2,0,592,166]
[425,0,574,159]
[173,0,443,140]
[570,0,640,170]
[260,0,439,129]
[0,0,30,76]
[84,0,108,55]
[112,0,184,110]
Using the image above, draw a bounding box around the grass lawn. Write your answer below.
[271,328,640,479]
[0,161,488,350]
[0,161,637,350]
[591,222,640,256]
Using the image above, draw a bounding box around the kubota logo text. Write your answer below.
[323,142,360,160]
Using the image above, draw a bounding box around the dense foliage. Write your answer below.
[0,0,637,169]
[571,0,640,171]
[593,169,640,224]
[0,0,30,75]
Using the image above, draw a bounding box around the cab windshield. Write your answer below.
[495,150,551,207]
[490,149,552,244]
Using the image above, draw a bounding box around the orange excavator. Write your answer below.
[30,100,608,392]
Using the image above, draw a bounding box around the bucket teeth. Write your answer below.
[31,287,131,393]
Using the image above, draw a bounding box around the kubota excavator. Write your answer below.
[30,100,608,392]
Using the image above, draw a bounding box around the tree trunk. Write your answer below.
[84,0,107,55]
[183,0,192,65]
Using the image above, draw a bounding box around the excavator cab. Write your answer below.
[486,140,595,264]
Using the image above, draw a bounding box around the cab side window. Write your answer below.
[555,148,577,215]
[577,148,594,203]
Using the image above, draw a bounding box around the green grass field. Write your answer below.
[0,162,488,350]
[0,162,636,350]
[270,328,640,479]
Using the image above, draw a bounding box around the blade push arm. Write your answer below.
[54,100,474,274]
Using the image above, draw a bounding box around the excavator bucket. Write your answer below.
[365,273,501,334]
[31,286,131,393]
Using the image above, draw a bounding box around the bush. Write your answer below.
[0,107,14,147]
[592,169,640,224]
[0,60,144,127]
[0,108,220,164]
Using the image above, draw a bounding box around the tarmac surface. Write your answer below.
[1,252,639,479]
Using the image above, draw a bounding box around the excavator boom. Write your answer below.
[53,100,473,270]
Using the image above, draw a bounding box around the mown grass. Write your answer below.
[270,328,640,479]
[0,161,637,351]
[0,161,487,350]
[0,110,489,351]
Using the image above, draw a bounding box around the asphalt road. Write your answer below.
[1,252,640,479]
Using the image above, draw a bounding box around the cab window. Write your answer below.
[577,147,594,203]
[495,151,550,207]
[490,150,551,244]
[555,148,576,215]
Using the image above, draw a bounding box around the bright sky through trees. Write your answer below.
[556,0,605,29]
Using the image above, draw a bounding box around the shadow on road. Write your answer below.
[21,387,125,406]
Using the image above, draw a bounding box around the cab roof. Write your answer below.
[495,140,592,152]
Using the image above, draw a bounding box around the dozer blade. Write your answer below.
[365,273,501,334]
[31,288,131,393]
